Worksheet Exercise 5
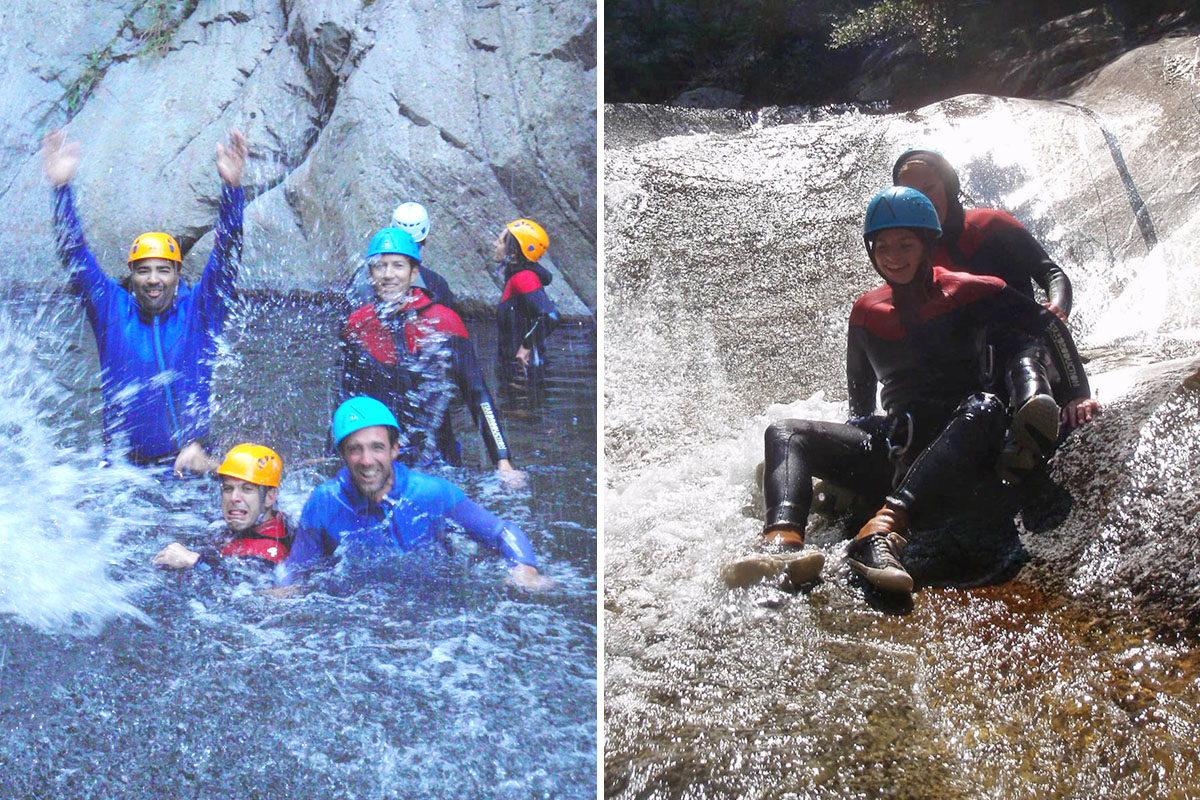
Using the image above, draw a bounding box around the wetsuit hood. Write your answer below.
[499,256,553,287]
[893,148,966,223]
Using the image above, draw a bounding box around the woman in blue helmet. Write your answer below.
[339,226,521,483]
[739,187,1097,595]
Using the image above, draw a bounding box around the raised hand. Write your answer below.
[215,129,248,187]
[41,130,81,187]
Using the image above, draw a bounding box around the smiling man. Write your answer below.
[341,227,520,483]
[42,128,247,472]
[153,443,292,571]
[279,396,548,590]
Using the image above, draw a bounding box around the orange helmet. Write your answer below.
[216,444,283,488]
[128,232,182,265]
[505,219,549,262]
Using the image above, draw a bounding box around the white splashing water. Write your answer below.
[0,305,155,635]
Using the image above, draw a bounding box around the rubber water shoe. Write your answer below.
[845,532,913,593]
[998,393,1060,484]
[722,550,825,589]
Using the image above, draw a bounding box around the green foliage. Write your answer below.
[829,0,961,60]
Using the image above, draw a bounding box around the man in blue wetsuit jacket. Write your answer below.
[41,128,248,472]
[278,396,550,591]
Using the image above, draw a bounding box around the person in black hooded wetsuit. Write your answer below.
[892,149,1099,477]
[490,218,560,379]
[741,186,1099,595]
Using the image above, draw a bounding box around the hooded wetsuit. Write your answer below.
[763,267,1090,533]
[279,462,537,585]
[341,290,511,466]
[53,184,243,464]
[497,259,559,366]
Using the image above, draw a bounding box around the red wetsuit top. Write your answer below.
[497,262,559,364]
[341,290,510,465]
[213,513,292,566]
[933,206,1072,316]
[847,266,1089,449]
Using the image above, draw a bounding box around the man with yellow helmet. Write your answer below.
[41,128,248,473]
[153,443,293,570]
[491,218,560,374]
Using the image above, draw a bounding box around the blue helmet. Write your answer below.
[366,227,421,263]
[863,186,942,242]
[331,396,400,448]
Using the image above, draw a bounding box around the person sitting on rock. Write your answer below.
[42,128,248,473]
[277,396,550,591]
[732,186,1097,595]
[152,444,292,571]
[490,218,560,376]
[341,226,521,484]
[390,200,458,312]
[892,148,1098,479]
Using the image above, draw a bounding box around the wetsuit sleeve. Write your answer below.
[192,184,244,323]
[339,327,369,401]
[277,493,334,586]
[518,286,560,349]
[449,334,511,463]
[54,184,118,305]
[846,325,878,418]
[996,220,1072,316]
[447,498,538,567]
[985,287,1090,403]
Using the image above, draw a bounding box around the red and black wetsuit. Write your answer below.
[935,205,1072,315]
[497,260,559,368]
[763,267,1090,533]
[196,513,293,569]
[341,289,511,466]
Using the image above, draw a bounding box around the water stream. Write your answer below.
[0,294,597,798]
[604,44,1200,797]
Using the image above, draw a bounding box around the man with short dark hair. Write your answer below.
[42,128,248,472]
[280,396,549,590]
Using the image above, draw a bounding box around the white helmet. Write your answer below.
[391,201,430,243]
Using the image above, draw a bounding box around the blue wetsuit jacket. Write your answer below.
[54,184,244,462]
[281,462,537,585]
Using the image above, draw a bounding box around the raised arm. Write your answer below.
[42,131,115,303]
[194,130,247,315]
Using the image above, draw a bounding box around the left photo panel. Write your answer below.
[0,1,597,797]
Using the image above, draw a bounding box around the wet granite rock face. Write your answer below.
[1020,357,1200,632]
[0,0,595,313]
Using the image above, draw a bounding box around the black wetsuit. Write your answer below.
[936,205,1073,406]
[496,259,559,369]
[414,264,457,314]
[341,289,511,466]
[764,267,1090,533]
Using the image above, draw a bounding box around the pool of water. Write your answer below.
[0,293,596,798]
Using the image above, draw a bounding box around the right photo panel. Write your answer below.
[603,2,1200,796]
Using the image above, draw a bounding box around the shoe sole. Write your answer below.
[722,550,825,589]
[845,555,914,593]
[1013,394,1059,457]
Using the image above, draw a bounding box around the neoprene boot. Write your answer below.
[722,526,825,589]
[845,505,913,592]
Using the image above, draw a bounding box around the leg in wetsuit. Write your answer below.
[763,393,1008,587]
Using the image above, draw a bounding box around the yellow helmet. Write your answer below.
[505,219,549,262]
[216,444,283,488]
[128,232,182,265]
